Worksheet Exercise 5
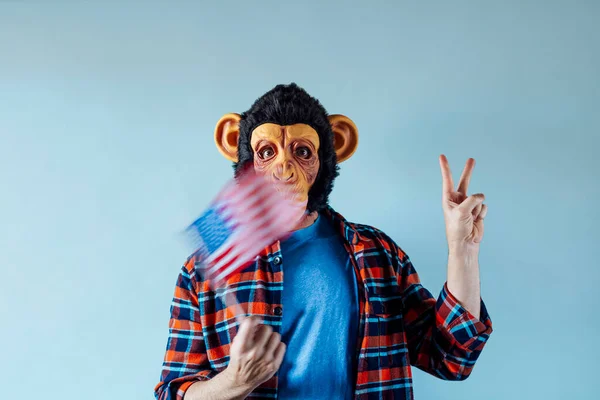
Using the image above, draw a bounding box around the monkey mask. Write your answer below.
[214,83,359,214]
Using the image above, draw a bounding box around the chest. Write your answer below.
[198,242,406,354]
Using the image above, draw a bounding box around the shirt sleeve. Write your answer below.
[393,244,493,381]
[154,260,217,400]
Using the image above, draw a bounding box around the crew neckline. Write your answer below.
[283,214,322,244]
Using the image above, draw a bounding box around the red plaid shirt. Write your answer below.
[155,207,493,399]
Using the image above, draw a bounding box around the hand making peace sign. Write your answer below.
[439,155,487,248]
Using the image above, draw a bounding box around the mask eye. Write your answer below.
[258,146,275,160]
[295,146,312,159]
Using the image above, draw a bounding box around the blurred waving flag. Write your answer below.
[184,169,306,285]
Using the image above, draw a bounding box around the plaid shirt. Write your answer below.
[155,207,493,399]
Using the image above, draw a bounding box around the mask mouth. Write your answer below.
[282,180,301,189]
[272,182,307,203]
[276,182,304,194]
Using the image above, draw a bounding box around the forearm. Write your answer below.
[184,369,255,400]
[446,244,481,319]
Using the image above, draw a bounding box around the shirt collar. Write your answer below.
[323,206,360,245]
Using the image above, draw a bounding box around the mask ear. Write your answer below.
[329,114,358,163]
[214,113,242,162]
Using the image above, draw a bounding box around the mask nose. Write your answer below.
[273,171,294,182]
[274,161,295,182]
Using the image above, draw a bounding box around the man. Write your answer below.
[154,83,493,399]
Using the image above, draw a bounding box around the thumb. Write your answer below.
[458,193,485,214]
[234,316,261,350]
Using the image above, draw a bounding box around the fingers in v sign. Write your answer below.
[439,154,487,246]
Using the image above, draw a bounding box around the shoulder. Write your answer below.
[343,219,418,289]
[345,219,410,260]
[179,249,206,284]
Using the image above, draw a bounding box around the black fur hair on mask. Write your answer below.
[234,83,339,213]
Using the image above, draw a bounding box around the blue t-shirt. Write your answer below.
[278,214,359,399]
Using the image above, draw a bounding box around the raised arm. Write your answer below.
[395,247,492,380]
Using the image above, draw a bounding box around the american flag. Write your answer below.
[185,169,306,285]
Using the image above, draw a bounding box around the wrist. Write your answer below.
[447,241,479,258]
[221,367,256,397]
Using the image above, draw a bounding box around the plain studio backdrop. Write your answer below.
[1,1,598,399]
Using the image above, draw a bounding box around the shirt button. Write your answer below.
[273,256,282,265]
[273,306,283,316]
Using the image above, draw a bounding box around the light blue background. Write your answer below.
[1,1,598,399]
